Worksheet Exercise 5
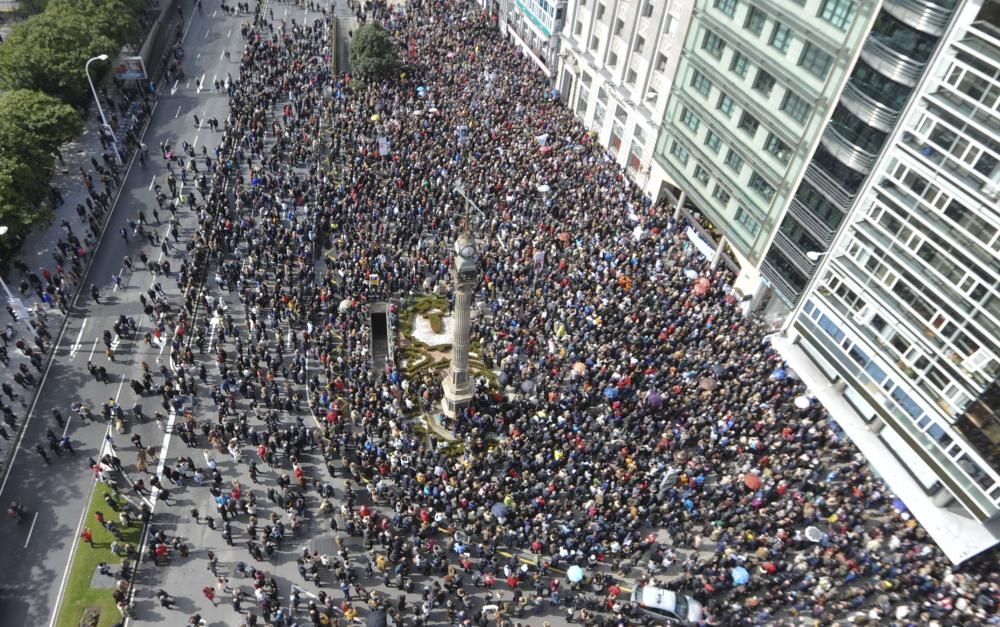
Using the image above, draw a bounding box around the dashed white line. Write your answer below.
[148,176,156,190]
[24,512,39,548]
[175,105,181,119]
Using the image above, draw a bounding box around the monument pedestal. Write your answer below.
[441,376,475,418]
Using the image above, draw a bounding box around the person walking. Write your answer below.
[81,527,94,547]
[36,444,50,464]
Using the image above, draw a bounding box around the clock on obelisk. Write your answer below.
[441,227,479,418]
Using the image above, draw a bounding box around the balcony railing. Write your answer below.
[883,0,954,37]
[804,162,856,211]
[820,126,878,175]
[860,36,926,87]
[841,80,902,133]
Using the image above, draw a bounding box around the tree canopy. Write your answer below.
[0,90,80,236]
[349,23,401,80]
[0,8,117,106]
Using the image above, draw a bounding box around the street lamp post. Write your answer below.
[85,54,123,165]
[0,226,35,334]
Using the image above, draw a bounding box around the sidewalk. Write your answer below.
[0,88,141,470]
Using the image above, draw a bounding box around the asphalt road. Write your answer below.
[0,2,243,624]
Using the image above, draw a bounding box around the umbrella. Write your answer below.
[537,184,551,193]
[743,473,762,490]
[520,380,536,393]
[698,377,718,391]
[557,231,570,242]
[684,269,698,280]
[603,386,618,399]
[572,362,587,375]
[694,277,710,295]
[770,368,788,380]
[794,395,812,409]
[804,526,824,543]
[371,113,381,122]
[567,565,585,583]
[732,566,750,585]
[411,109,424,116]
[338,299,352,313]
[892,497,907,512]
[540,145,551,154]
[647,390,663,407]
[490,502,510,519]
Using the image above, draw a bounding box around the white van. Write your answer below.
[631,585,704,624]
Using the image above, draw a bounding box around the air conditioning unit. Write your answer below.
[852,304,875,325]
[962,349,993,373]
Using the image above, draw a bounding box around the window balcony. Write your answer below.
[820,125,879,175]
[883,0,954,37]
[860,36,926,87]
[841,80,902,133]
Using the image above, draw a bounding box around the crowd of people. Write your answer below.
[78,0,1000,625]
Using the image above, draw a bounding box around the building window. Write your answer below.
[665,15,677,35]
[705,131,722,153]
[614,18,625,36]
[655,53,668,71]
[642,0,654,18]
[590,35,600,51]
[781,91,812,124]
[634,35,646,53]
[694,164,711,185]
[714,0,737,17]
[724,149,744,173]
[730,52,750,78]
[738,111,760,138]
[770,23,793,54]
[690,70,712,97]
[713,184,732,204]
[625,68,637,85]
[574,21,583,35]
[753,69,776,97]
[671,140,690,165]
[716,93,735,117]
[799,43,833,80]
[744,7,767,36]
[608,51,618,67]
[596,3,606,19]
[702,30,726,59]
[765,133,791,164]
[748,172,776,202]
[820,0,856,31]
[735,207,761,236]
[680,107,701,132]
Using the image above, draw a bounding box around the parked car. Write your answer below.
[631,585,704,624]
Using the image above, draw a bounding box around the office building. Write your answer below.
[774,0,1000,565]
[556,0,695,191]
[493,0,568,73]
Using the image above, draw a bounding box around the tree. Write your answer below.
[0,154,51,243]
[0,7,117,106]
[48,0,146,47]
[349,23,401,80]
[0,89,83,160]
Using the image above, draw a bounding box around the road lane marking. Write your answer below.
[186,80,191,90]
[69,318,87,359]
[193,134,199,148]
[227,28,232,39]
[219,50,226,61]
[23,512,39,548]
[88,336,99,361]
[171,79,179,96]
[197,73,206,93]
[175,106,181,119]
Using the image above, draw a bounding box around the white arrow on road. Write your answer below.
[68,318,88,359]
[170,79,179,96]
[197,73,206,94]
